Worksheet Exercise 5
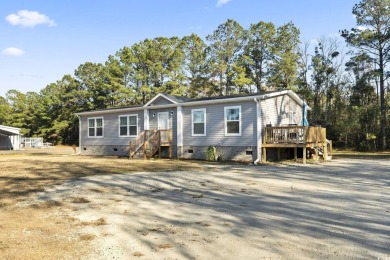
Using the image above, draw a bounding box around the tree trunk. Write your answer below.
[379,48,387,150]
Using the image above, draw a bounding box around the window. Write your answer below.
[225,106,241,136]
[119,115,138,137]
[88,117,103,137]
[192,108,206,136]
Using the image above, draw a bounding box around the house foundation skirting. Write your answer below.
[81,145,129,157]
[81,145,178,158]
[180,145,257,162]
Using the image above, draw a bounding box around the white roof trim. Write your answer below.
[143,93,178,107]
[0,125,21,135]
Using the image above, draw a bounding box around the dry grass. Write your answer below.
[333,149,390,159]
[80,234,96,241]
[0,148,205,259]
[158,243,173,249]
[0,151,204,207]
[70,197,90,203]
[133,251,144,257]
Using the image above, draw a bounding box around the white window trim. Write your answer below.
[87,117,104,138]
[118,114,138,137]
[191,108,206,136]
[224,106,241,136]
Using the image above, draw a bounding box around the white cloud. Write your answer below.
[357,26,368,31]
[5,10,56,27]
[216,0,231,7]
[2,47,25,56]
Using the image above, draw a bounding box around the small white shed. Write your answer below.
[0,125,21,150]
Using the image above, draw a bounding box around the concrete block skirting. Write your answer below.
[81,145,129,157]
[180,145,257,162]
[80,145,257,162]
[80,145,178,159]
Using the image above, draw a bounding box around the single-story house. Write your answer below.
[0,125,21,150]
[76,89,315,163]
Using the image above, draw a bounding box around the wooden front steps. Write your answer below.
[129,130,172,159]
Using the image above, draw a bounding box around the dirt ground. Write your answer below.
[0,147,389,259]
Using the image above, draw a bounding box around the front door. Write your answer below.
[158,112,169,130]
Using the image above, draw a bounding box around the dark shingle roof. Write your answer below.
[162,93,192,103]
[187,90,278,102]
[77,90,286,114]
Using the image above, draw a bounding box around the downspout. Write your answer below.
[177,106,183,158]
[76,115,81,155]
[254,98,262,165]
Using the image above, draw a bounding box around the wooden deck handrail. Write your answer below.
[264,126,326,144]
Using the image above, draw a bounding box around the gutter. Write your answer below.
[253,97,262,165]
[76,115,81,155]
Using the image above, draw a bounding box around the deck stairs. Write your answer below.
[308,139,332,160]
[129,130,171,159]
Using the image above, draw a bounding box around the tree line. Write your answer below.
[0,0,388,150]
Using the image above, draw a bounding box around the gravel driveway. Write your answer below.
[30,158,390,259]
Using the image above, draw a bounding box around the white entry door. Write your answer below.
[158,112,169,130]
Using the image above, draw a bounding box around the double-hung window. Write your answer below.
[119,115,138,137]
[88,117,103,137]
[224,106,241,136]
[192,108,206,136]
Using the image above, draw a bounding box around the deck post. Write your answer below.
[262,147,266,162]
[168,130,172,158]
[158,131,161,159]
[323,143,327,161]
[144,130,147,160]
[303,147,307,164]
[294,147,297,162]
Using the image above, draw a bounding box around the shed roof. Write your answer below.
[0,125,21,136]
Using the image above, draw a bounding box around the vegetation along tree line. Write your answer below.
[0,0,389,151]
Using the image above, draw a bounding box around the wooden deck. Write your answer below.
[262,126,332,164]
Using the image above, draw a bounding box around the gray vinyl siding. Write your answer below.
[148,108,177,145]
[183,101,257,147]
[80,110,144,146]
[0,135,12,149]
[149,96,174,106]
[260,95,303,128]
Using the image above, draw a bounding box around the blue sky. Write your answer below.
[1,0,359,97]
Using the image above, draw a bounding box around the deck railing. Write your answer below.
[264,126,326,144]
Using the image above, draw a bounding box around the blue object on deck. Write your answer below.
[302,103,309,126]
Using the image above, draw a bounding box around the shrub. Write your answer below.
[206,146,217,161]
